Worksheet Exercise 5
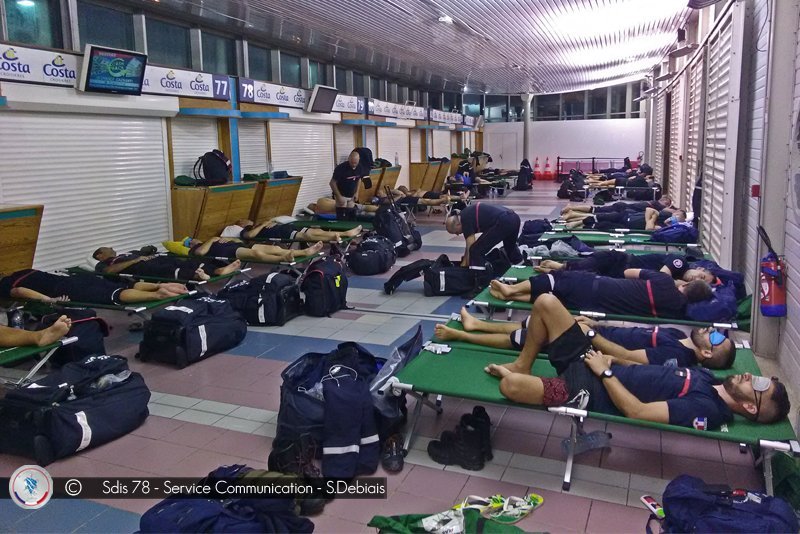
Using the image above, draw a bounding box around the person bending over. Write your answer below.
[226,219,362,243]
[0,315,71,348]
[563,208,685,231]
[483,294,789,430]
[489,269,713,320]
[561,196,673,216]
[188,237,323,263]
[93,247,241,282]
[445,203,523,267]
[434,307,735,369]
[329,150,366,219]
[0,269,188,305]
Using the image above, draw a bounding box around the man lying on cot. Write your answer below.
[187,237,323,262]
[445,203,523,267]
[93,247,241,282]
[435,306,735,370]
[534,250,717,285]
[308,197,378,217]
[484,293,789,430]
[0,269,188,305]
[561,196,674,216]
[222,218,362,243]
[489,269,713,320]
[562,207,686,231]
[395,186,468,201]
[0,315,71,347]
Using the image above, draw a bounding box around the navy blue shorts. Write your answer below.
[255,224,297,240]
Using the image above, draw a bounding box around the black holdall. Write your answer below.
[374,203,422,257]
[0,354,150,465]
[423,252,503,298]
[137,296,247,368]
[300,257,349,317]
[383,258,436,294]
[192,149,231,186]
[217,272,302,326]
[346,235,397,275]
[36,308,109,366]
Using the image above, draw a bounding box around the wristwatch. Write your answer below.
[587,329,596,339]
[600,368,613,380]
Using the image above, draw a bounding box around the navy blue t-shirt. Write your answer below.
[460,203,512,238]
[591,366,732,430]
[627,254,688,279]
[596,325,696,367]
[331,161,363,198]
[95,252,142,272]
[0,269,70,297]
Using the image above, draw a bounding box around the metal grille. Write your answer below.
[238,120,268,174]
[667,73,685,203]
[652,93,667,180]
[171,118,219,177]
[377,127,410,187]
[684,51,706,211]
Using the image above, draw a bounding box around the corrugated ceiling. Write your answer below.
[130,0,693,94]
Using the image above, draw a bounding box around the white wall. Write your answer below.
[485,118,646,168]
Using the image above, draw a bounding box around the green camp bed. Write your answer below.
[291,219,374,232]
[389,344,798,493]
[174,252,325,280]
[0,336,78,386]
[468,285,744,330]
[538,230,696,250]
[243,235,359,254]
[64,264,249,287]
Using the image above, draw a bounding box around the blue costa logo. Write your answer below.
[189,73,209,92]
[256,85,270,100]
[0,48,31,75]
[293,89,304,103]
[42,55,75,79]
[160,70,182,89]
[276,86,289,102]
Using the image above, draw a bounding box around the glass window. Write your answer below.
[562,91,585,120]
[443,92,458,112]
[631,83,642,118]
[352,72,364,96]
[146,19,190,68]
[335,67,347,92]
[485,95,507,122]
[279,52,300,86]
[428,91,443,109]
[462,94,482,117]
[370,77,381,98]
[398,86,409,103]
[509,95,523,121]
[78,1,133,50]
[202,33,236,75]
[248,45,272,81]
[535,94,559,121]
[588,88,608,118]
[4,0,62,48]
[610,84,627,117]
[308,61,326,87]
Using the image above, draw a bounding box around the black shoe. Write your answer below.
[427,424,484,471]
[381,433,405,473]
[268,436,320,479]
[468,406,493,462]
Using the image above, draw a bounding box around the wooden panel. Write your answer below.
[240,103,281,112]
[226,185,257,220]
[357,168,385,203]
[171,188,206,239]
[252,178,303,221]
[421,161,441,190]
[0,205,43,275]
[431,162,450,192]
[342,113,365,120]
[196,191,233,240]
[178,97,232,109]
[409,163,429,190]
[381,167,401,190]
[450,158,466,175]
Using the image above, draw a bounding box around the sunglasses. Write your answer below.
[709,328,726,347]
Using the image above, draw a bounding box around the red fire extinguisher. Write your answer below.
[758,225,786,317]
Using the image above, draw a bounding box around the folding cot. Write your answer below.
[244,234,359,253]
[64,264,248,287]
[387,336,798,494]
[291,219,374,232]
[0,336,78,386]
[536,229,697,251]
[189,252,325,280]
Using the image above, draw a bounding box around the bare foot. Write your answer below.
[155,287,177,299]
[489,280,513,300]
[306,241,324,255]
[485,361,530,377]
[332,233,343,243]
[459,307,480,331]
[216,259,241,275]
[342,225,363,238]
[37,315,71,346]
[161,282,189,294]
[434,324,464,341]
[565,221,582,230]
[281,251,295,262]
[194,268,211,281]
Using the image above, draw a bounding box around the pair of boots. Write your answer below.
[427,406,492,471]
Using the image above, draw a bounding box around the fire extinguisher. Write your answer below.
[757,225,786,317]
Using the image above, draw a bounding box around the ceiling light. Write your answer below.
[565,33,675,67]
[669,43,699,58]
[438,15,453,24]
[17,0,35,6]
[551,0,688,37]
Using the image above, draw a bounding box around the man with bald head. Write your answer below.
[329,150,366,220]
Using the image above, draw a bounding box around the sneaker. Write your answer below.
[468,406,493,462]
[427,424,485,471]
[563,389,590,410]
[381,433,405,473]
[268,436,321,479]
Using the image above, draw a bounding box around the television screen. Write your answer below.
[78,44,147,95]
[305,84,339,113]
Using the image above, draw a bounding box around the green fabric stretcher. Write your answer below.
[469,285,745,329]
[395,344,797,445]
[9,292,196,315]
[0,341,61,367]
[64,265,240,286]
[244,235,357,246]
[291,220,373,232]
[539,230,694,248]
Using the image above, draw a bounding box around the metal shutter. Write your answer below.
[377,127,410,188]
[364,126,377,155]
[701,5,745,266]
[0,112,170,270]
[170,117,219,177]
[269,121,335,214]
[451,132,458,155]
[334,124,356,164]
[667,73,687,204]
[410,129,422,162]
[652,92,667,180]
[685,51,707,211]
[238,121,268,175]
[432,129,449,158]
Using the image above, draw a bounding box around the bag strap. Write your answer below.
[193,157,205,180]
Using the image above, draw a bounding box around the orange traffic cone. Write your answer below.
[543,157,554,180]
[533,157,543,181]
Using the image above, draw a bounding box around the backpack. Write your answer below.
[192,149,230,186]
[374,204,421,257]
[36,308,109,366]
[300,258,348,316]
[522,219,553,235]
[0,354,149,465]
[650,475,798,533]
[650,223,699,244]
[346,234,397,275]
[216,272,302,326]
[138,296,247,368]
[557,178,575,199]
[383,258,436,294]
[354,147,374,172]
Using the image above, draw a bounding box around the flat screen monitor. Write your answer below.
[305,84,339,113]
[78,44,147,95]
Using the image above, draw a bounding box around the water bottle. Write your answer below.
[394,152,399,166]
[8,309,24,329]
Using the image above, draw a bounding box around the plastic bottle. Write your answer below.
[8,310,24,329]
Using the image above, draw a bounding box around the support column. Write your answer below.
[522,93,533,162]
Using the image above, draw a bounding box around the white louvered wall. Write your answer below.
[0,112,170,270]
[377,127,410,188]
[410,129,422,161]
[238,121,268,175]
[170,117,219,176]
[269,121,335,214]
[684,51,706,211]
[450,131,458,155]
[364,126,377,155]
[432,129,450,158]
[667,73,686,204]
[334,124,356,164]
[652,92,667,181]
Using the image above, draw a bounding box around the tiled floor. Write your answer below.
[0,183,780,533]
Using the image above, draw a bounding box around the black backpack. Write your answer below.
[374,204,422,257]
[36,309,109,366]
[217,272,302,326]
[354,147,374,172]
[300,258,348,316]
[383,258,436,294]
[138,296,247,368]
[346,235,397,275]
[192,149,230,186]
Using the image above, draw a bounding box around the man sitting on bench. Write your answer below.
[446,203,523,267]
[489,269,713,320]
[484,294,789,429]
[563,207,686,231]
[93,247,241,282]
[0,315,71,347]
[0,269,188,304]
[435,306,735,369]
[188,237,323,262]
[226,219,362,243]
